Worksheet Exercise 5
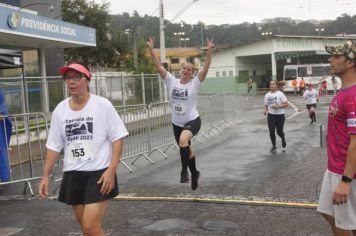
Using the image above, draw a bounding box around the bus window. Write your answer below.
[284,69,296,80]
[311,66,324,76]
[283,63,333,92]
[297,67,308,77]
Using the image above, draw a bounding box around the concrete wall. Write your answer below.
[199,76,236,94]
[207,49,235,78]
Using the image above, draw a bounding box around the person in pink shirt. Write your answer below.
[317,40,356,235]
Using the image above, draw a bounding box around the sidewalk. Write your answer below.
[0,94,333,235]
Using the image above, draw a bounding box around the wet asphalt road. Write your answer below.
[0,94,333,236]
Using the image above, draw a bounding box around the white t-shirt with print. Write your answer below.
[46,94,128,172]
[264,90,288,115]
[303,89,318,104]
[164,72,201,127]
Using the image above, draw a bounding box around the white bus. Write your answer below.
[283,63,341,92]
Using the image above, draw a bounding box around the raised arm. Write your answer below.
[147,37,167,79]
[198,38,215,82]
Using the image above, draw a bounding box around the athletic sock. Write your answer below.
[179,146,190,173]
[188,156,198,174]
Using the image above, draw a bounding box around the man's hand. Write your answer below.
[332,181,351,205]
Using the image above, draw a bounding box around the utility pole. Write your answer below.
[133,30,138,69]
[159,0,199,101]
[159,0,199,65]
[200,23,204,48]
[159,0,165,66]
[125,28,138,69]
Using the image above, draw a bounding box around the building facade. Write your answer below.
[208,35,355,88]
[151,47,202,75]
[0,0,96,114]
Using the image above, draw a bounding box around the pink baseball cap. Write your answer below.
[58,63,91,79]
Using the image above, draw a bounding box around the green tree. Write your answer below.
[61,0,113,67]
[327,14,356,35]
[124,38,155,73]
[124,37,159,103]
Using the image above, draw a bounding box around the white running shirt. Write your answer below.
[164,72,201,127]
[46,94,128,172]
[303,89,318,104]
[264,90,288,115]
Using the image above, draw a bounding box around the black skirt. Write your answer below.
[58,168,119,205]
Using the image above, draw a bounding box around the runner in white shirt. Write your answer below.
[147,36,214,190]
[38,63,128,236]
[303,83,319,124]
[264,80,288,153]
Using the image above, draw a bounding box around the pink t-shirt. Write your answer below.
[327,85,356,177]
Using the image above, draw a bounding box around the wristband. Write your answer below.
[342,175,352,183]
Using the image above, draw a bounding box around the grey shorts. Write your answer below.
[317,170,356,230]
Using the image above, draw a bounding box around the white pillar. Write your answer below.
[271,53,277,81]
[40,49,49,114]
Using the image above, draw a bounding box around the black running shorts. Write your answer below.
[172,116,201,144]
[306,103,316,110]
[58,168,119,205]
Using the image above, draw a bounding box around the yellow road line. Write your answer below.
[114,195,318,208]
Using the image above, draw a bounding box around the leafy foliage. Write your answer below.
[61,0,112,67]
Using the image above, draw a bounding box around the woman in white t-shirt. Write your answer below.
[38,63,128,235]
[303,83,319,124]
[264,80,288,153]
[147,36,214,190]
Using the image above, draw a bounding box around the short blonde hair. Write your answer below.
[181,62,195,74]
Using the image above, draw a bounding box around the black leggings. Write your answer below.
[267,113,285,147]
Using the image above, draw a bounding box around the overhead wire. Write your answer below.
[162,0,356,24]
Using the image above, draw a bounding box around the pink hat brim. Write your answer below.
[58,63,91,79]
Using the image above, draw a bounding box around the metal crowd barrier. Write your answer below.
[194,93,242,143]
[115,102,176,172]
[117,93,242,172]
[0,112,48,196]
[1,94,243,195]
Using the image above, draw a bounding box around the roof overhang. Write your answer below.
[275,50,329,60]
[0,4,96,49]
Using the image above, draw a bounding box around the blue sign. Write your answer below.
[0,5,96,46]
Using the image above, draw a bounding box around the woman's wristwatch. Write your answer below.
[341,175,352,183]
